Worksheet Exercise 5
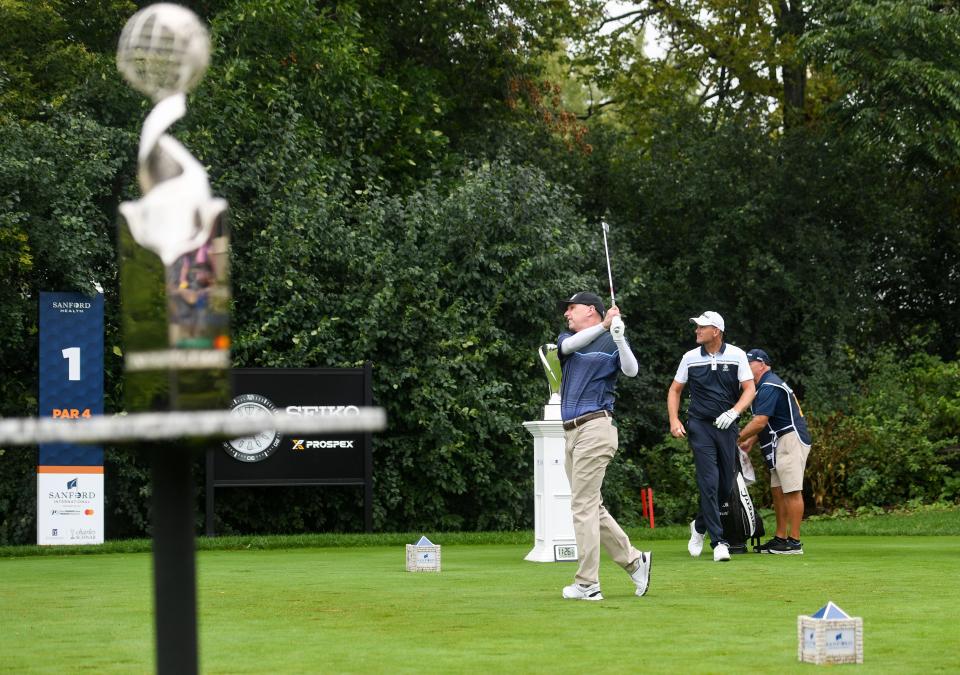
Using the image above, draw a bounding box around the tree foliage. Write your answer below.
[0,0,958,544]
[804,0,960,167]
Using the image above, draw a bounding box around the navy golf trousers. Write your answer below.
[687,416,738,546]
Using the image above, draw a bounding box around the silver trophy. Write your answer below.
[117,3,227,267]
[115,7,228,671]
[116,4,230,402]
[537,343,562,406]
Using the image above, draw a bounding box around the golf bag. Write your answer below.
[719,455,765,553]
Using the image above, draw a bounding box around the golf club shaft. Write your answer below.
[602,221,615,307]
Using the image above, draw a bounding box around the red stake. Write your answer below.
[647,488,655,529]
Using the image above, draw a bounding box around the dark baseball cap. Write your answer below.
[746,348,772,365]
[557,291,606,317]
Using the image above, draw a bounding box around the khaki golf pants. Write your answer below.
[564,417,641,585]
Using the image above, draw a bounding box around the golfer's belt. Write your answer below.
[562,409,612,431]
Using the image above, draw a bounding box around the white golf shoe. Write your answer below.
[688,520,705,557]
[713,542,731,562]
[628,552,652,597]
[562,582,603,601]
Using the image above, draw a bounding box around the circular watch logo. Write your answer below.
[223,394,281,462]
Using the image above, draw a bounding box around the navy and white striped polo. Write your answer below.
[673,343,751,421]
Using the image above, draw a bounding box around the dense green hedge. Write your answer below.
[217,159,596,534]
[805,351,960,512]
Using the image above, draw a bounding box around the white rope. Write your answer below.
[0,409,386,445]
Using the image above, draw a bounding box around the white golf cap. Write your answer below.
[690,311,724,332]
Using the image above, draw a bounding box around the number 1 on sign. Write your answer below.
[62,347,81,381]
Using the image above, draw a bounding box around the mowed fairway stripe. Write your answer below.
[1,537,958,673]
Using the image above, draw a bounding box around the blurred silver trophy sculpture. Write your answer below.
[116,4,231,416]
[117,3,226,267]
[115,6,227,673]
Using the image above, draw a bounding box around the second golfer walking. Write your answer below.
[667,311,756,562]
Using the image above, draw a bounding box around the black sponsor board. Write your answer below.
[205,366,373,533]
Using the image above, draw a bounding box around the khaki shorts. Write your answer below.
[769,431,810,493]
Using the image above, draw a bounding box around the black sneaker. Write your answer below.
[759,536,786,553]
[768,538,803,555]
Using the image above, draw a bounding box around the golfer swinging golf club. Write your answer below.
[556,290,651,600]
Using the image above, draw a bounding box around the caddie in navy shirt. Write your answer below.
[738,348,812,555]
[667,311,756,562]
[554,291,651,601]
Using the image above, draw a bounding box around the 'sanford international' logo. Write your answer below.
[223,394,282,462]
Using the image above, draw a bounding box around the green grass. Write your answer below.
[3,502,957,559]
[2,507,959,673]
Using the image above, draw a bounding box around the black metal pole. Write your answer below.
[364,361,373,533]
[150,445,198,675]
[205,447,215,537]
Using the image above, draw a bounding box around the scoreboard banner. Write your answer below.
[37,291,105,545]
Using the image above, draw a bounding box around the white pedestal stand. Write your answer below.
[523,397,577,562]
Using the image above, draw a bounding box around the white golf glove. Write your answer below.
[610,316,626,343]
[714,408,740,429]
